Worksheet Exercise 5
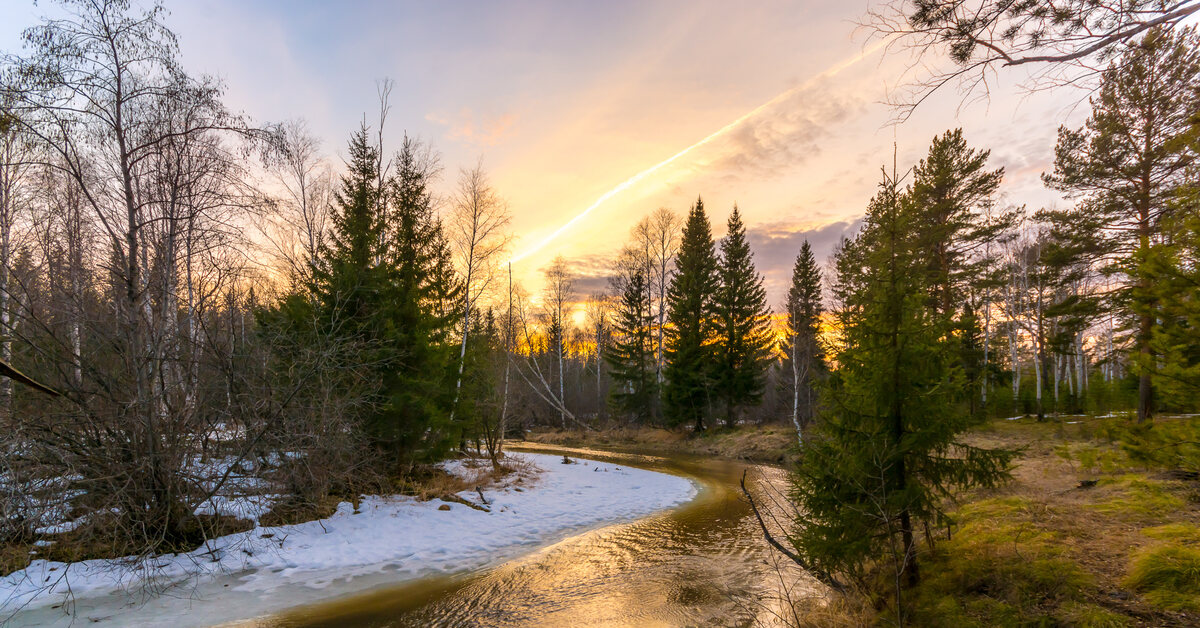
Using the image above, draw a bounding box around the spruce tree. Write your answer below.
[711,206,774,428]
[379,136,460,463]
[301,124,406,463]
[314,124,388,328]
[1044,26,1200,422]
[663,197,719,431]
[606,269,657,422]
[784,240,826,438]
[1142,146,1200,410]
[790,170,1013,601]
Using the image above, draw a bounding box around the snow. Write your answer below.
[1,452,698,627]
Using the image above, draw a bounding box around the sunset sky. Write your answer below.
[0,0,1090,306]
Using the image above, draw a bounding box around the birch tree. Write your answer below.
[448,162,511,421]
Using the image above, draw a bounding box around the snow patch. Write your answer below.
[2,452,697,627]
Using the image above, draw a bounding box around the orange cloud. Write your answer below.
[426,107,517,147]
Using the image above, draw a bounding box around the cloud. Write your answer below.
[745,217,863,306]
[700,80,866,181]
[546,216,864,310]
[426,107,517,147]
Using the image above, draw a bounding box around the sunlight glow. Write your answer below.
[507,37,892,265]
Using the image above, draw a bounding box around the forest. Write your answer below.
[2,0,1200,626]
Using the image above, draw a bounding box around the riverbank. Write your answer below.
[525,423,798,465]
[1,452,697,627]
[799,414,1200,627]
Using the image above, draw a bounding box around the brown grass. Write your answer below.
[525,423,797,464]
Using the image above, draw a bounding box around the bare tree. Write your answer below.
[0,109,32,419]
[542,256,575,428]
[261,119,332,283]
[583,291,612,418]
[448,161,511,421]
[1,0,267,554]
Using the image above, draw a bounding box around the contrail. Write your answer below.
[508,38,891,265]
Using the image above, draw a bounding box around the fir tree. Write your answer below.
[784,240,826,438]
[663,197,719,431]
[606,269,657,422]
[790,170,1013,603]
[711,206,774,428]
[1044,26,1200,422]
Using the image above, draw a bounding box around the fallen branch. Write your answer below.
[440,493,490,512]
[740,469,845,593]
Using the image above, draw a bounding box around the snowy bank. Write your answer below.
[2,452,697,627]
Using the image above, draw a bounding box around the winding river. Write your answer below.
[244,443,820,627]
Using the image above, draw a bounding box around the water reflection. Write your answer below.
[245,443,820,627]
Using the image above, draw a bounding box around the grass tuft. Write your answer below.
[1090,476,1186,518]
[1123,544,1200,612]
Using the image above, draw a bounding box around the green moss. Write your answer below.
[1055,443,1133,473]
[1124,544,1200,612]
[908,497,1095,626]
[1090,476,1185,517]
[1098,416,1200,473]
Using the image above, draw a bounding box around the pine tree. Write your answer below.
[711,206,774,428]
[606,269,657,422]
[909,128,1006,318]
[1044,26,1200,422]
[1143,125,1200,409]
[790,170,1013,602]
[784,240,826,439]
[663,197,719,431]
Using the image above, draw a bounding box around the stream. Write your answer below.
[239,443,820,627]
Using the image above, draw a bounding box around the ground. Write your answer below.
[525,423,798,464]
[891,415,1200,627]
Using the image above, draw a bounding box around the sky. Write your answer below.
[0,0,1092,307]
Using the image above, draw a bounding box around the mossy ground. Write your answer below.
[864,415,1200,627]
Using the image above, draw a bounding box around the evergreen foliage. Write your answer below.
[711,206,774,428]
[264,127,459,470]
[791,167,1014,601]
[1044,26,1200,421]
[784,240,826,432]
[606,269,657,421]
[663,198,719,431]
[909,128,1006,317]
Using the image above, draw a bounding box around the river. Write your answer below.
[239,443,820,627]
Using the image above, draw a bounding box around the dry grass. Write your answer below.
[526,423,797,463]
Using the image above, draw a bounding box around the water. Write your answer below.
[246,443,821,627]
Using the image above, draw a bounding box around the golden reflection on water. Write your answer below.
[237,443,821,627]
